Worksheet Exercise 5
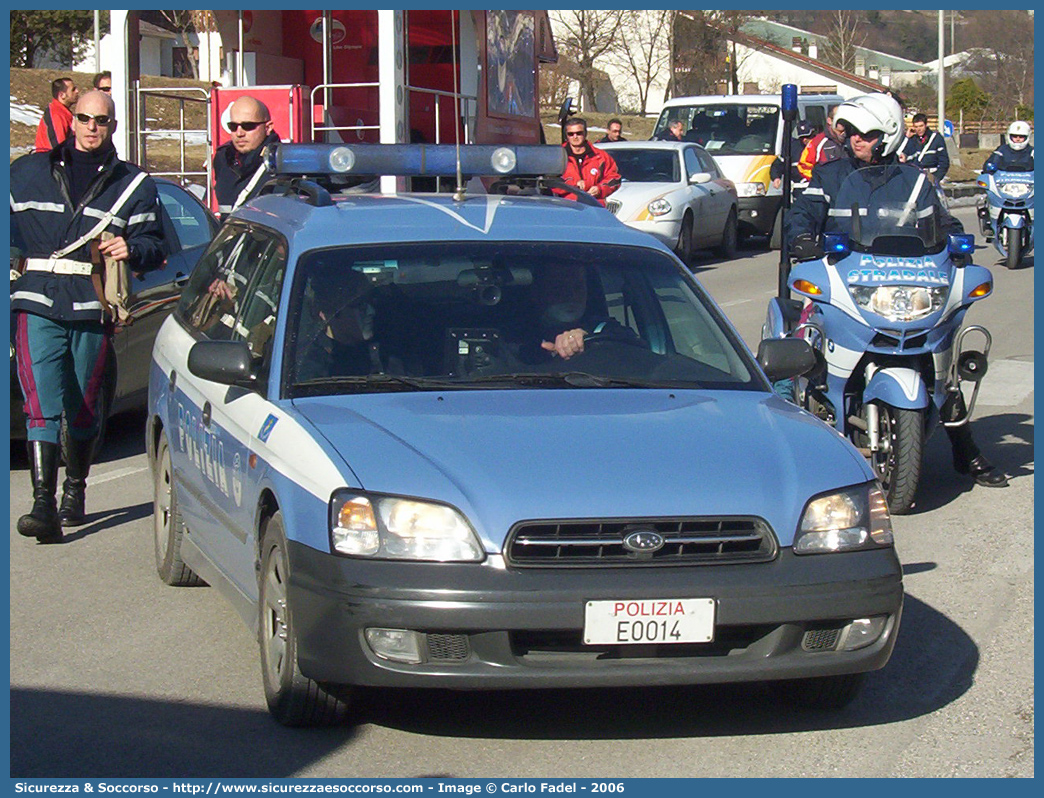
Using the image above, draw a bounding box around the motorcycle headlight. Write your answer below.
[998,181,1031,199]
[794,484,893,555]
[647,197,673,217]
[849,284,947,322]
[735,182,767,198]
[330,491,484,562]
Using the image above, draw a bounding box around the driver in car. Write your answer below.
[534,262,636,361]
[786,92,1008,489]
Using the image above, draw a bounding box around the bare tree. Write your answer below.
[539,61,574,112]
[549,10,624,112]
[820,10,867,74]
[961,10,1034,120]
[609,10,675,115]
[159,9,199,80]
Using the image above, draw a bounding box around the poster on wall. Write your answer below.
[486,10,535,118]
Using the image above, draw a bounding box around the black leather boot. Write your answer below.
[58,435,97,527]
[17,440,62,542]
[947,424,1009,488]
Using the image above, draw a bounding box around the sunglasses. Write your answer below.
[1010,134,1027,141]
[566,131,586,138]
[99,86,111,92]
[74,113,111,126]
[227,121,264,132]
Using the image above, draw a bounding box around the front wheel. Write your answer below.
[1005,228,1023,270]
[675,214,694,265]
[259,511,351,727]
[714,208,739,260]
[863,403,924,515]
[154,432,205,586]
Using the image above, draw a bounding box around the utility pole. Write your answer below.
[937,11,945,135]
[94,10,100,73]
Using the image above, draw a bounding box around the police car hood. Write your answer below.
[292,390,871,549]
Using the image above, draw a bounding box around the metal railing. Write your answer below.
[310,82,476,145]
[133,83,211,204]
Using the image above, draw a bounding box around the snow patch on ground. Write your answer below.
[11,96,43,126]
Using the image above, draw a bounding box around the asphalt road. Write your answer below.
[9,207,1034,778]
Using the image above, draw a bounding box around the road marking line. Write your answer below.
[91,465,149,485]
[720,298,752,307]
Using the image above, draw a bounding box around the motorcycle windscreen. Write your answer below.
[830,164,952,256]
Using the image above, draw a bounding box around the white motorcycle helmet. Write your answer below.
[1006,120,1032,151]
[833,93,905,158]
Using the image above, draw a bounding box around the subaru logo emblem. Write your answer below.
[622,529,665,553]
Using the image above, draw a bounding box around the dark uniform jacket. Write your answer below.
[984,143,1034,173]
[10,142,165,323]
[787,155,963,245]
[212,131,281,218]
[899,129,949,181]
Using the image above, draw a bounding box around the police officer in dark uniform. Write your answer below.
[899,112,949,183]
[212,95,281,220]
[11,89,166,542]
[788,92,1008,489]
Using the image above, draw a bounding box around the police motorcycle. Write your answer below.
[764,164,995,514]
[976,163,1034,270]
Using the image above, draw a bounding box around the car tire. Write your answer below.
[154,432,205,586]
[259,511,352,727]
[775,672,866,710]
[714,208,738,260]
[676,213,694,265]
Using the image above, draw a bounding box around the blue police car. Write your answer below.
[147,143,903,726]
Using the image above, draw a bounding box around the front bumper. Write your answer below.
[288,541,903,689]
[621,218,682,250]
[738,195,782,236]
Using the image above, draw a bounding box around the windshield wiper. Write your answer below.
[466,372,696,389]
[292,374,462,393]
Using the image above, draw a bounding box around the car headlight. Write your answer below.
[647,197,672,217]
[999,181,1031,199]
[735,182,766,198]
[330,491,484,562]
[794,484,893,555]
[849,284,947,321]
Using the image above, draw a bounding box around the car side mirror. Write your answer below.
[756,337,817,383]
[689,172,712,185]
[188,340,257,388]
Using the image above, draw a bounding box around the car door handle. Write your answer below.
[168,370,177,392]
[174,273,189,287]
[202,401,212,428]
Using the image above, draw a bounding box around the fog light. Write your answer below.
[841,616,887,651]
[366,628,424,664]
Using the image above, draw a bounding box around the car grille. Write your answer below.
[605,200,621,216]
[505,517,777,568]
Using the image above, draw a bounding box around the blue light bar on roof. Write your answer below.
[271,144,567,179]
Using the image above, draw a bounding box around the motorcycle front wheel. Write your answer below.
[861,402,924,515]
[1005,228,1023,270]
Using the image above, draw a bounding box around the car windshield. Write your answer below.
[610,149,681,183]
[655,104,779,156]
[284,242,759,397]
[832,164,952,255]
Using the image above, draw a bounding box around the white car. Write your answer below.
[600,141,739,263]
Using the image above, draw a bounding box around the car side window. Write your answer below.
[804,106,827,132]
[177,224,268,340]
[695,149,719,178]
[156,182,215,251]
[683,148,701,180]
[233,236,288,365]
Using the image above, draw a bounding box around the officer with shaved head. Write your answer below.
[212,95,281,219]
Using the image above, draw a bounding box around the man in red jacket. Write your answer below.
[34,77,79,152]
[554,117,621,207]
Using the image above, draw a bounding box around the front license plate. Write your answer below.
[583,598,715,645]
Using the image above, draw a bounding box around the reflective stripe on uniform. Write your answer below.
[11,199,65,213]
[11,291,55,307]
[72,300,105,311]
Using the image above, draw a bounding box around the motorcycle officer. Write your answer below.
[788,92,1009,489]
[983,121,1034,173]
